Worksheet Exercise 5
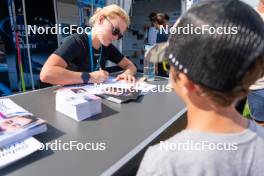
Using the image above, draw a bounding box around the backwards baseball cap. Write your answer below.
[145,0,264,91]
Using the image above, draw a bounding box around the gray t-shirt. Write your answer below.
[137,120,264,176]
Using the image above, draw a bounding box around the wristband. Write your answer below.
[81,72,90,83]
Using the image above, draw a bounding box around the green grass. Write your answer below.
[242,102,251,118]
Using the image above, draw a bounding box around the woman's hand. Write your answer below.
[116,73,136,83]
[89,70,109,83]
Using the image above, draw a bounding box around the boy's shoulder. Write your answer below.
[138,121,264,175]
[138,131,188,175]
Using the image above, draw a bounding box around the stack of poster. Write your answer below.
[0,98,47,168]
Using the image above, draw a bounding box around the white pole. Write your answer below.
[119,0,124,53]
[22,0,35,90]
[53,0,60,47]
[181,0,187,14]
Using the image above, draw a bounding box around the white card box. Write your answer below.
[56,89,102,121]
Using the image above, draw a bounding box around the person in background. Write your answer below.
[153,13,170,77]
[40,4,136,85]
[247,0,264,126]
[154,13,170,43]
[137,0,264,175]
[144,12,158,46]
[0,34,6,63]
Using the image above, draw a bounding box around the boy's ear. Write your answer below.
[178,73,199,94]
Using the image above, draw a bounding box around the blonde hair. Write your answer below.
[89,4,130,27]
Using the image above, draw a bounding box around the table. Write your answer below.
[1,76,186,176]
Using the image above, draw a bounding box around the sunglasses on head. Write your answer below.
[104,16,123,40]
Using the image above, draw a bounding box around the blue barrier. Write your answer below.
[0,83,12,96]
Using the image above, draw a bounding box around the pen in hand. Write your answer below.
[98,63,109,82]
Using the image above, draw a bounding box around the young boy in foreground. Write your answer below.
[137,0,264,175]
